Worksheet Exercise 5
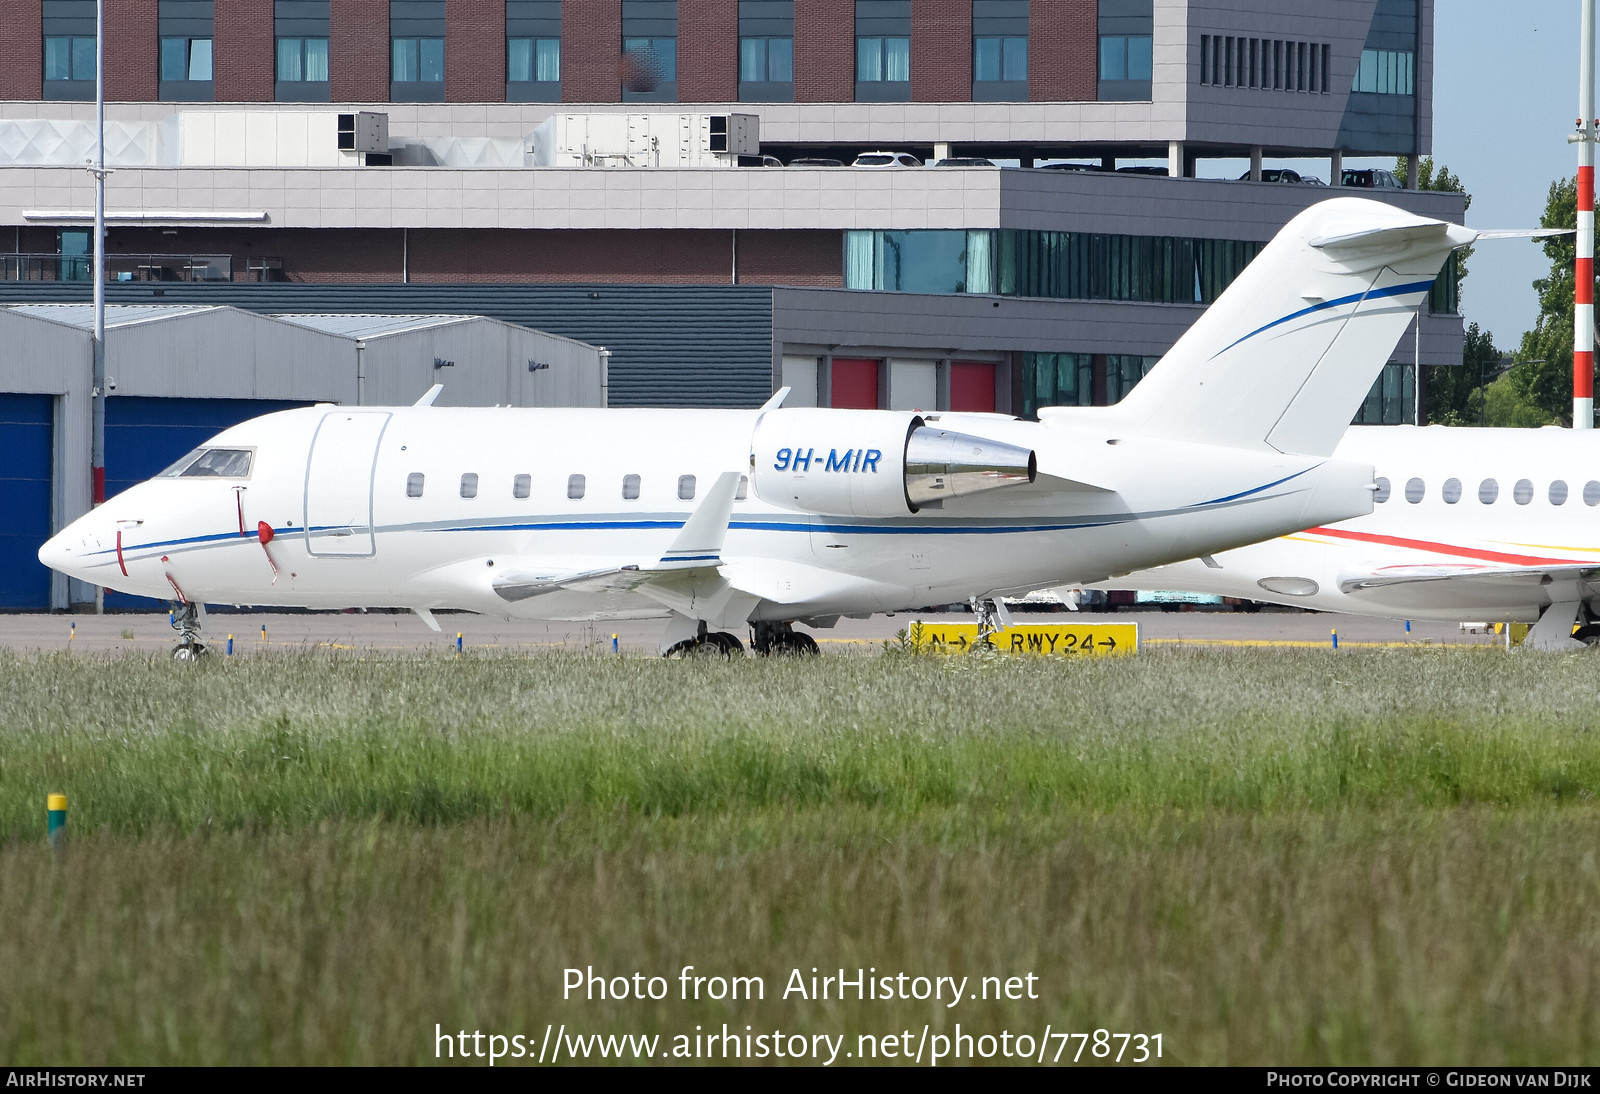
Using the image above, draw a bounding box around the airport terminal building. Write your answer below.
[0,0,1464,609]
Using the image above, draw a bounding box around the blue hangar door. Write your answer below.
[104,396,308,609]
[0,394,55,610]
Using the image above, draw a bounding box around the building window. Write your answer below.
[857,36,909,82]
[393,38,444,82]
[1355,49,1415,95]
[1199,37,1331,94]
[275,37,329,82]
[508,38,560,82]
[1430,255,1460,315]
[1099,35,1151,81]
[1105,355,1160,403]
[974,37,1026,82]
[740,37,793,82]
[622,38,677,92]
[739,0,794,100]
[845,228,1264,306]
[1022,353,1093,418]
[161,37,214,82]
[45,38,96,82]
[1352,363,1415,426]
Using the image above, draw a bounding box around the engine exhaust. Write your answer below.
[904,426,1037,509]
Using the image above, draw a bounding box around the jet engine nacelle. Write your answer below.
[749,407,1036,517]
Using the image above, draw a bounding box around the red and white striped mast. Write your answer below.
[1576,0,1596,429]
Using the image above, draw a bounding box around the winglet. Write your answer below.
[759,387,791,412]
[414,384,444,407]
[656,471,743,568]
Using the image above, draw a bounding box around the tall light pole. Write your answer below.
[1576,0,1596,429]
[90,0,107,609]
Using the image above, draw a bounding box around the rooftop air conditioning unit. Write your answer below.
[337,111,389,155]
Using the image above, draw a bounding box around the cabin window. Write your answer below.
[568,474,586,499]
[622,474,641,500]
[513,473,531,499]
[407,472,425,498]
[1550,480,1569,506]
[1586,480,1600,506]
[1478,478,1498,504]
[736,475,749,501]
[1512,478,1533,505]
[460,473,478,499]
[1404,477,1424,504]
[1373,476,1390,503]
[1441,477,1461,504]
[678,474,696,501]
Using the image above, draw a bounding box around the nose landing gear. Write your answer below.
[169,601,208,661]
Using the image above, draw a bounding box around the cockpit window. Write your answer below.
[157,447,254,478]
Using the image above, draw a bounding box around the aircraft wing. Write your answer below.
[490,472,764,626]
[1338,562,1600,594]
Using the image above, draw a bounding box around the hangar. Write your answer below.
[0,303,605,610]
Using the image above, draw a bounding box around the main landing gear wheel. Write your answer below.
[664,631,743,659]
[168,601,208,662]
[772,631,819,656]
[750,621,820,657]
[1573,624,1600,647]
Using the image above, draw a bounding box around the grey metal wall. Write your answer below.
[0,283,780,409]
[354,319,605,407]
[106,310,352,402]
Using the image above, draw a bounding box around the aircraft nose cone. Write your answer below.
[37,529,76,576]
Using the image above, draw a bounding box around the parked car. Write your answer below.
[738,154,787,167]
[1235,168,1324,184]
[1116,165,1168,176]
[852,151,923,168]
[788,156,844,167]
[1038,161,1109,172]
[931,156,996,167]
[1341,168,1403,189]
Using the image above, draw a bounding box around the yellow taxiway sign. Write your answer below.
[909,620,1138,656]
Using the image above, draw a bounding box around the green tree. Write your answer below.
[1512,176,1600,426]
[1428,321,1496,426]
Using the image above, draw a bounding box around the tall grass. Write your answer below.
[2,648,1599,838]
[3,810,1599,1065]
[3,648,1600,1064]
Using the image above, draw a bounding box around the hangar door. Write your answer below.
[104,397,308,609]
[106,397,308,498]
[0,394,54,610]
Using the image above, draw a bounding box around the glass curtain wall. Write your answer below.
[1022,353,1094,417]
[844,229,1266,305]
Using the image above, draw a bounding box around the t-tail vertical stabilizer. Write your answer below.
[1107,197,1477,457]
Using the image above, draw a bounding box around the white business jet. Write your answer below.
[1087,424,1600,651]
[38,197,1474,659]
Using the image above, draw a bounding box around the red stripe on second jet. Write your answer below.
[1302,526,1581,568]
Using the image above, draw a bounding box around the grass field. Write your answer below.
[3,647,1600,1065]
